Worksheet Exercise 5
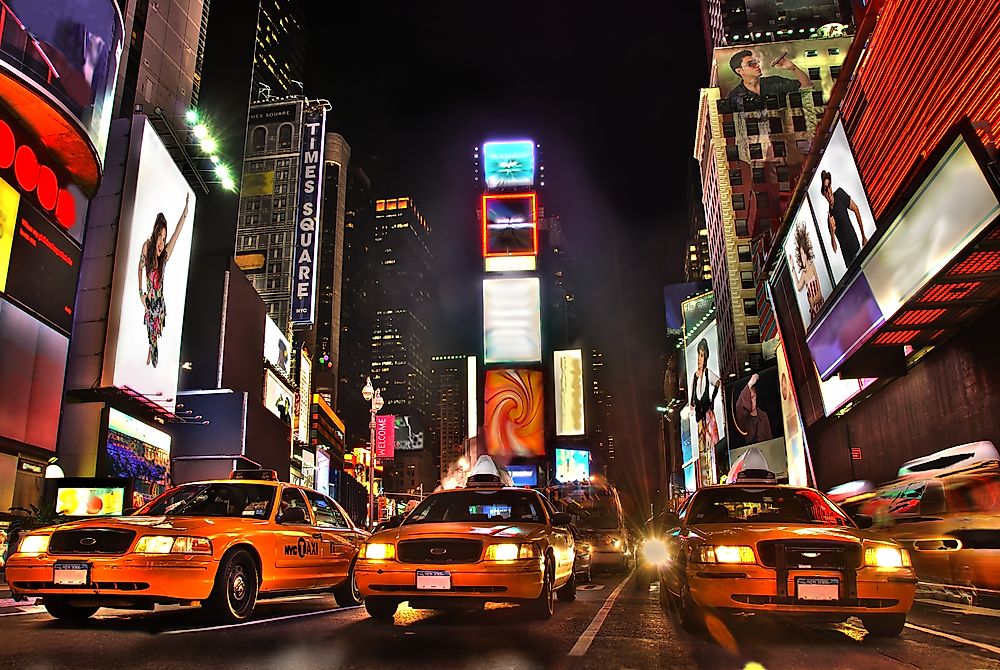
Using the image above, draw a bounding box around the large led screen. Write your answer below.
[685,317,726,485]
[483,193,537,257]
[483,278,542,364]
[554,349,585,436]
[482,140,535,189]
[725,367,782,451]
[105,118,195,412]
[806,122,878,284]
[714,37,851,110]
[56,485,126,517]
[264,315,290,377]
[775,331,810,486]
[394,415,426,451]
[555,448,591,483]
[784,197,834,331]
[0,177,19,293]
[264,368,293,425]
[680,406,697,492]
[484,369,544,458]
[105,407,170,503]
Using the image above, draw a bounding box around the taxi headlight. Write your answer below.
[18,534,50,555]
[361,543,395,560]
[693,545,756,564]
[134,536,175,554]
[171,536,213,554]
[485,543,520,561]
[641,538,669,565]
[134,535,212,554]
[865,545,910,568]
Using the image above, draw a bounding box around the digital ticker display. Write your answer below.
[482,140,535,189]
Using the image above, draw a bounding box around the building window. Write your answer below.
[828,47,841,56]
[729,168,743,185]
[757,191,770,208]
[278,123,294,150]
[745,119,759,136]
[776,165,790,183]
[738,244,752,263]
[764,95,780,110]
[772,141,787,158]
[723,121,736,138]
[732,193,746,210]
[251,126,267,153]
[743,298,758,316]
[716,98,734,115]
[805,49,819,57]
[752,166,766,184]
[813,91,825,106]
[768,117,782,134]
[808,67,822,80]
[740,271,755,289]
[749,352,764,368]
[735,219,749,236]
[792,115,807,132]
[830,65,842,79]
[726,144,740,161]
[749,143,763,160]
[746,325,761,344]
[789,92,803,109]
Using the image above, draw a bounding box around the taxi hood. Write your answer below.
[41,516,253,534]
[687,523,886,545]
[375,522,542,543]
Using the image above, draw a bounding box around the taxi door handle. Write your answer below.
[312,533,323,539]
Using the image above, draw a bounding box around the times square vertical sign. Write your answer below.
[291,106,327,324]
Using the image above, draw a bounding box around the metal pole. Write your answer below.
[368,407,376,528]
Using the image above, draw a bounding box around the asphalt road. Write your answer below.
[1,573,998,670]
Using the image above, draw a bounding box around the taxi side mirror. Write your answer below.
[551,512,572,526]
[853,513,874,529]
[278,507,308,524]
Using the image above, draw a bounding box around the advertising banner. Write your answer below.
[264,315,290,377]
[104,407,170,503]
[685,317,726,486]
[290,106,327,324]
[0,177,19,293]
[483,278,542,364]
[555,448,591,483]
[725,367,783,451]
[775,327,811,486]
[104,117,195,412]
[296,348,312,444]
[553,349,585,436]
[484,369,544,457]
[482,140,535,189]
[56,485,125,517]
[482,193,538,257]
[784,196,834,331]
[679,405,697,492]
[727,437,789,481]
[374,414,395,459]
[507,465,538,487]
[393,416,425,451]
[264,368,293,425]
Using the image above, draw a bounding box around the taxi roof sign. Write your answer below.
[466,456,514,488]
[231,469,279,481]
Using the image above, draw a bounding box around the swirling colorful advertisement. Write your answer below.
[484,369,544,457]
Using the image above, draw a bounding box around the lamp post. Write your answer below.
[362,377,384,528]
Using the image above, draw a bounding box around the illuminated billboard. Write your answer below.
[484,369,544,457]
[394,416,426,451]
[714,37,851,110]
[555,448,590,483]
[482,193,538,257]
[264,315,290,377]
[553,349,585,436]
[482,140,535,189]
[806,122,878,284]
[485,256,536,273]
[104,117,195,412]
[784,196,834,331]
[105,407,170,503]
[374,414,395,459]
[56,485,126,517]
[685,317,726,486]
[290,105,327,324]
[264,368,293,425]
[296,348,312,444]
[775,328,810,486]
[0,177,18,293]
[467,356,478,439]
[483,278,542,364]
[507,465,538,487]
[725,367,782,451]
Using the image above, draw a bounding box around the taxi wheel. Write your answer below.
[333,562,363,607]
[676,580,702,633]
[44,598,99,620]
[205,549,259,624]
[364,596,399,619]
[557,570,577,602]
[862,613,907,637]
[526,561,556,620]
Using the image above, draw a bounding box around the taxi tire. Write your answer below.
[44,599,99,621]
[333,561,362,607]
[204,548,259,624]
[676,580,703,633]
[526,560,556,620]
[862,613,906,637]
[557,571,577,602]
[364,596,399,619]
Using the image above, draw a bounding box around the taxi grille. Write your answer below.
[49,529,137,555]
[397,539,484,564]
[756,541,860,569]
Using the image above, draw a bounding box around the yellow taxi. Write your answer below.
[656,475,917,637]
[5,471,367,622]
[356,457,576,620]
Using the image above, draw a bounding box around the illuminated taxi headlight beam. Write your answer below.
[641,538,669,565]
[18,534,50,555]
[693,545,756,564]
[485,543,537,561]
[361,543,395,560]
[864,545,911,568]
[134,535,213,554]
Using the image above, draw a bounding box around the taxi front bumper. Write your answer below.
[357,558,545,602]
[686,563,916,616]
[5,553,218,603]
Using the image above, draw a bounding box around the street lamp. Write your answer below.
[362,377,384,527]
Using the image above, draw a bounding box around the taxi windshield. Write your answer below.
[403,490,544,525]
[688,487,852,526]
[138,483,276,519]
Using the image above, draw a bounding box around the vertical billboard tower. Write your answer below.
[478,140,546,466]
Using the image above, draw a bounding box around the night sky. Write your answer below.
[304,2,709,507]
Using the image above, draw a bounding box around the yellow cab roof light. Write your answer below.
[465,456,514,488]
[726,447,777,485]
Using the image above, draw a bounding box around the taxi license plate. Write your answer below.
[796,577,839,601]
[416,570,451,590]
[53,562,90,586]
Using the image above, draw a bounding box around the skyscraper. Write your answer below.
[431,355,475,482]
[252,0,307,99]
[589,348,615,473]
[701,0,852,55]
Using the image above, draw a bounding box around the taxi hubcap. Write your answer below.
[232,570,246,601]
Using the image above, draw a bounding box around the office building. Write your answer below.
[431,355,475,482]
[252,0,307,99]
[701,0,852,55]
[589,348,615,473]
[685,167,713,282]
[537,216,579,350]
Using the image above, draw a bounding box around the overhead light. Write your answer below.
[185,109,199,124]
[201,136,218,153]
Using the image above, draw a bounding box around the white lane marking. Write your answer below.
[163,605,363,635]
[915,598,1000,619]
[905,622,1000,657]
[568,571,633,657]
